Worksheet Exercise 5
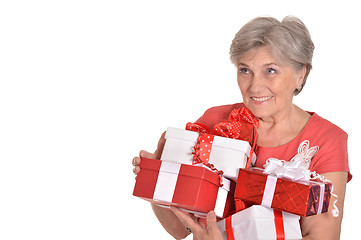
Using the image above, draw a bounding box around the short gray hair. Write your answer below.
[230,16,314,95]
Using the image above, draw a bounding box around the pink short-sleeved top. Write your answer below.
[196,103,352,182]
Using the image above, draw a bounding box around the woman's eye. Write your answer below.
[239,68,249,74]
[267,68,277,74]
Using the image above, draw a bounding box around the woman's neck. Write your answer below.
[256,104,311,147]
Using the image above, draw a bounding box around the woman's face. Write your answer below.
[236,46,305,120]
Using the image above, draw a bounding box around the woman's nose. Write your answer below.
[249,73,266,93]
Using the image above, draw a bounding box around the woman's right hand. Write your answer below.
[132,150,155,176]
[132,132,166,177]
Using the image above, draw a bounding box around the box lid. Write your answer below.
[139,157,233,191]
[230,205,300,223]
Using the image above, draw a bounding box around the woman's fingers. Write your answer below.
[139,150,155,159]
[132,157,140,166]
[171,207,224,240]
[132,150,154,176]
[133,165,140,174]
[132,157,141,176]
[171,207,201,234]
[206,211,223,237]
[206,211,217,226]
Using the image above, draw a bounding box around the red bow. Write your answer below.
[213,108,258,141]
[187,108,258,141]
[185,122,210,134]
[186,107,259,170]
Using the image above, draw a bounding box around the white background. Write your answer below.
[0,0,360,239]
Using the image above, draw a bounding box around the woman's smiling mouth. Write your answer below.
[251,96,272,102]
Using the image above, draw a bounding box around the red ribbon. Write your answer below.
[229,108,259,128]
[186,107,259,170]
[228,108,259,169]
[274,210,285,240]
[185,122,211,133]
[225,217,235,240]
[192,133,215,165]
[234,199,247,212]
[212,108,258,169]
[186,122,224,185]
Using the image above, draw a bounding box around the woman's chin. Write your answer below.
[244,104,271,119]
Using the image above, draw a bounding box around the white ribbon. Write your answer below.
[261,174,278,208]
[317,183,325,215]
[153,161,181,202]
[263,158,311,181]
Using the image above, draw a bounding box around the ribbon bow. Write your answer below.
[213,108,259,141]
[263,158,311,181]
[263,140,319,181]
[185,122,211,134]
[186,107,259,170]
[213,108,259,169]
[290,140,319,169]
[228,107,260,128]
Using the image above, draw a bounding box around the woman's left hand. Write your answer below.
[171,207,224,240]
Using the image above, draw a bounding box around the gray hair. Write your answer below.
[230,16,314,95]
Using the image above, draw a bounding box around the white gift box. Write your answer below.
[160,127,257,180]
[217,205,302,240]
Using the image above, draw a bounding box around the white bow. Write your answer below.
[263,140,319,181]
[263,158,311,181]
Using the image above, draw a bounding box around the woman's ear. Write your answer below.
[296,65,308,89]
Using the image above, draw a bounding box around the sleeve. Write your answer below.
[194,107,225,128]
[195,103,243,129]
[309,131,352,182]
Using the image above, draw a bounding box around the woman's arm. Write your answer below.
[151,204,190,239]
[300,171,348,240]
[133,132,191,239]
[171,207,224,240]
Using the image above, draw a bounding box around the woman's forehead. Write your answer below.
[236,46,289,67]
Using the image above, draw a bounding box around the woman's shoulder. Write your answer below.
[196,103,244,128]
[306,112,348,138]
[305,112,351,181]
[202,103,245,115]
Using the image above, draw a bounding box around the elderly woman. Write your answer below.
[132,16,351,239]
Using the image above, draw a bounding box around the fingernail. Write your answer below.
[208,211,215,218]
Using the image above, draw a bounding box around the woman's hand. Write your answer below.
[171,207,224,240]
[132,150,154,177]
[132,131,166,177]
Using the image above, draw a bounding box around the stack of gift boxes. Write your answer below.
[133,108,333,240]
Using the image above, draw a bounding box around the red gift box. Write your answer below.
[133,157,236,218]
[234,168,332,217]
